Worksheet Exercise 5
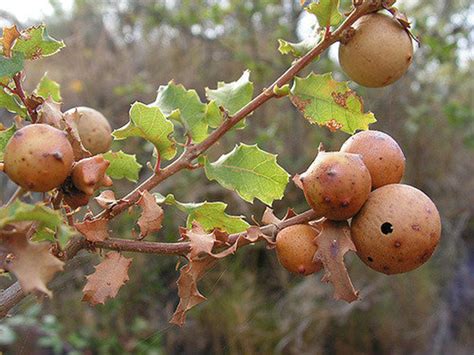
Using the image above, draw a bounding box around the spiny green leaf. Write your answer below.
[0,125,15,161]
[103,150,142,182]
[35,73,61,102]
[206,71,254,116]
[153,82,208,142]
[0,51,24,77]
[290,72,376,134]
[0,88,27,116]
[201,144,289,205]
[0,200,62,230]
[155,193,249,234]
[278,35,320,57]
[13,25,64,59]
[306,0,344,27]
[113,102,177,160]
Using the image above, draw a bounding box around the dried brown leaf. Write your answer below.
[36,98,63,128]
[262,207,281,225]
[313,220,359,302]
[1,25,21,57]
[170,256,216,326]
[186,222,216,260]
[75,219,109,242]
[82,252,132,305]
[63,110,92,161]
[0,225,64,297]
[137,190,164,238]
[95,190,117,209]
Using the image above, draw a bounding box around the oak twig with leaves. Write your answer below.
[0,0,442,326]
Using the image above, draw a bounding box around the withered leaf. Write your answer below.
[170,256,216,326]
[1,25,21,57]
[63,109,91,161]
[82,252,132,305]
[137,190,164,238]
[313,220,359,302]
[262,207,281,225]
[36,98,63,128]
[0,225,64,297]
[171,223,276,325]
[95,190,117,209]
[75,219,109,242]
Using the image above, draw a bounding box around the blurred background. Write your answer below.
[0,0,473,354]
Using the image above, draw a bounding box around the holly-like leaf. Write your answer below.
[306,0,343,28]
[137,191,163,238]
[0,224,64,297]
[153,82,208,142]
[201,144,289,205]
[290,72,376,134]
[35,73,61,102]
[0,88,27,116]
[314,220,359,302]
[278,35,320,57]
[155,193,249,234]
[75,219,110,242]
[113,102,176,160]
[205,71,254,116]
[103,150,142,182]
[1,25,21,57]
[82,252,132,305]
[0,51,24,77]
[0,125,15,161]
[12,25,64,60]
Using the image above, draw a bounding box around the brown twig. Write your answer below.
[12,73,37,122]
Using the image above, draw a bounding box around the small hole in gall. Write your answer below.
[381,222,393,235]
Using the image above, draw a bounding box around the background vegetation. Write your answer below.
[0,0,473,353]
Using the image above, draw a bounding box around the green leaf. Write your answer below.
[103,150,142,182]
[206,71,254,116]
[278,35,320,57]
[35,73,61,102]
[12,25,64,59]
[33,224,76,249]
[0,51,24,77]
[205,100,222,128]
[155,193,249,234]
[0,125,15,161]
[0,200,61,230]
[113,102,177,160]
[306,0,344,27]
[0,200,75,247]
[153,82,208,142]
[290,72,376,134]
[201,144,289,205]
[0,88,27,116]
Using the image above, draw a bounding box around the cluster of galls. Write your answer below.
[2,107,113,208]
[277,130,441,276]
